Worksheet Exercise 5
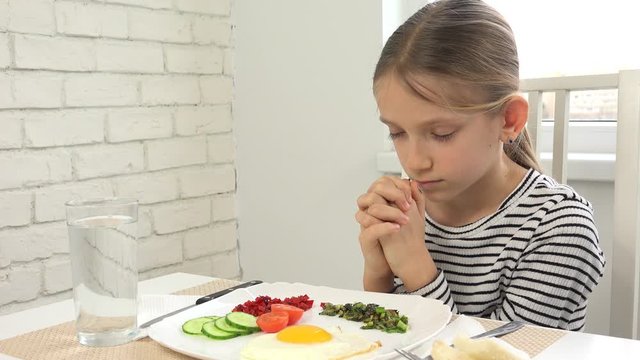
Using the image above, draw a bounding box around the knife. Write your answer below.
[138,280,263,329]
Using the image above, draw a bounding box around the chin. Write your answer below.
[421,189,453,203]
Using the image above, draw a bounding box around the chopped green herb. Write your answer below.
[319,302,409,333]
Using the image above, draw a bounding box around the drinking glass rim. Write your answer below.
[65,197,138,208]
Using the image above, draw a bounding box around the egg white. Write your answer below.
[239,327,380,360]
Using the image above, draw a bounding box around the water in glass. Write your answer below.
[68,213,138,346]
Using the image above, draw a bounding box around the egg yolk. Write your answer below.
[276,325,333,344]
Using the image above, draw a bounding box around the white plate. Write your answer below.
[149,282,452,359]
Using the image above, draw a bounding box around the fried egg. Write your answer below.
[240,324,381,360]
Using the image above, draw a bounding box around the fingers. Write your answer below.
[410,179,425,211]
[355,203,409,228]
[367,203,410,225]
[366,176,412,212]
[358,222,400,247]
[356,192,387,211]
[355,210,382,229]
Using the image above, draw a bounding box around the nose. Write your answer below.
[402,138,432,173]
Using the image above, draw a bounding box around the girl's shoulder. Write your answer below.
[522,171,593,212]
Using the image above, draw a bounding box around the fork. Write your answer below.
[395,320,525,360]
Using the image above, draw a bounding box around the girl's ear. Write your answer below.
[501,95,528,142]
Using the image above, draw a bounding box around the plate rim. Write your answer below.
[148,281,452,360]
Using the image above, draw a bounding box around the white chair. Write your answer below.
[521,70,640,339]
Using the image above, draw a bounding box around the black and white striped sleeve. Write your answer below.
[490,198,605,330]
[392,271,459,313]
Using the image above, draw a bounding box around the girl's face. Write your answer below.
[374,73,505,203]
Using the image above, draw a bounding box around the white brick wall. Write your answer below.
[0,33,9,68]
[8,0,55,35]
[0,191,31,227]
[165,45,223,74]
[138,233,183,272]
[147,136,207,170]
[211,250,241,279]
[113,172,179,204]
[0,264,41,306]
[14,34,95,71]
[0,0,237,315]
[34,180,115,222]
[200,76,233,104]
[55,2,128,38]
[107,108,173,142]
[193,17,231,46]
[175,105,232,135]
[183,221,237,259]
[0,1,8,32]
[212,194,236,221]
[0,222,68,262]
[128,9,191,43]
[175,0,230,15]
[13,72,64,109]
[65,74,138,107]
[73,143,145,179]
[96,40,164,73]
[105,0,172,11]
[0,150,73,190]
[208,133,235,163]
[178,164,235,198]
[43,257,72,294]
[141,75,200,105]
[151,197,211,234]
[24,109,104,147]
[0,112,22,149]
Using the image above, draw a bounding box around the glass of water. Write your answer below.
[65,198,139,347]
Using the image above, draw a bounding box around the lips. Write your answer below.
[415,179,443,189]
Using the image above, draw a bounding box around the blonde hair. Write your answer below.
[374,0,541,172]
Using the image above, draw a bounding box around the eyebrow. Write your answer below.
[379,117,456,127]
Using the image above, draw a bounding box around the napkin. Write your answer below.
[135,294,200,339]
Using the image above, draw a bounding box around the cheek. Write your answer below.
[448,136,499,173]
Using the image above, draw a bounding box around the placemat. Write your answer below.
[0,279,240,360]
[0,279,566,359]
[475,317,566,357]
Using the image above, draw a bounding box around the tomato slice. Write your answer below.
[271,304,304,325]
[256,311,289,333]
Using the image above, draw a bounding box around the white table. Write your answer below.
[1,272,639,359]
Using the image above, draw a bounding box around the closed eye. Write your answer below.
[388,131,405,140]
[433,131,455,142]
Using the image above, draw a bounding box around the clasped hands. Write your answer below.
[356,176,437,292]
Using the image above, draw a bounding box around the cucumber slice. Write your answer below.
[182,317,218,335]
[225,312,260,332]
[214,317,251,335]
[202,321,238,340]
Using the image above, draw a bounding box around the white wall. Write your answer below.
[234,0,385,290]
[0,0,238,315]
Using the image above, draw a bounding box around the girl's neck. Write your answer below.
[425,155,528,227]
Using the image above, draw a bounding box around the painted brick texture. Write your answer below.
[0,0,237,315]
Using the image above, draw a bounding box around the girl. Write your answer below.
[356,0,605,331]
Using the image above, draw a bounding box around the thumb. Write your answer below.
[410,180,426,215]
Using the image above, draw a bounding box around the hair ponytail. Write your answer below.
[505,127,542,172]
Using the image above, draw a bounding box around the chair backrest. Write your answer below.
[521,70,640,339]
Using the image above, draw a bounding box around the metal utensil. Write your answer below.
[138,280,263,329]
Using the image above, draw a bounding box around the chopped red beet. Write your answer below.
[232,294,314,317]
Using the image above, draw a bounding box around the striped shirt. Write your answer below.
[393,169,606,331]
